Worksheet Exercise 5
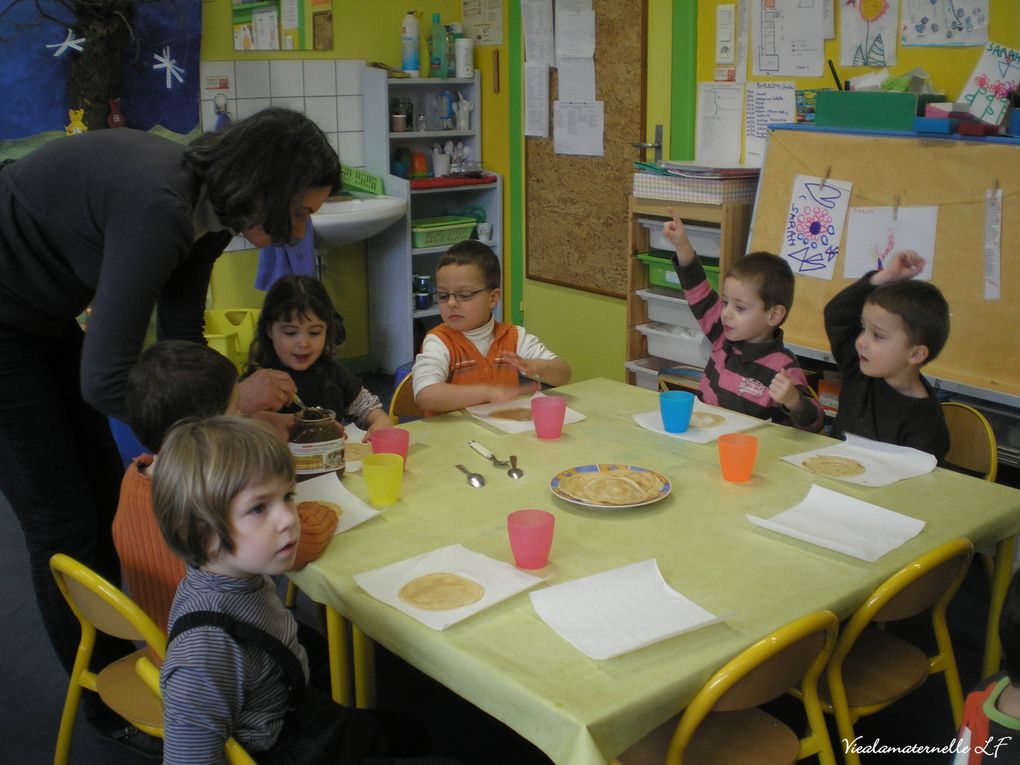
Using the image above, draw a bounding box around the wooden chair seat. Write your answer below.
[96,649,165,730]
[819,627,929,711]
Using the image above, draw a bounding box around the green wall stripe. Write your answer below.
[671,0,697,160]
[508,1,524,325]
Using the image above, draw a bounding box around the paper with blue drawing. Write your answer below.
[780,174,853,281]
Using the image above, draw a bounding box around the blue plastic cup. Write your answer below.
[660,391,695,434]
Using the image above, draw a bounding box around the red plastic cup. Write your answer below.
[507,509,555,569]
[371,427,410,467]
[531,396,567,440]
[717,434,759,482]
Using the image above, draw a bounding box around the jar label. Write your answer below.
[289,438,345,475]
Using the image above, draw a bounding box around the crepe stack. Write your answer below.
[560,468,665,506]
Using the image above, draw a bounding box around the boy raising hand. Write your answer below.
[824,249,950,460]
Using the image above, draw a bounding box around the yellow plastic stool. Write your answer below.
[204,309,260,372]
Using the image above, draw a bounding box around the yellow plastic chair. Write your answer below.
[942,402,998,482]
[617,610,839,765]
[205,308,260,372]
[821,538,973,765]
[50,553,167,765]
[135,656,257,765]
[388,373,424,424]
[204,331,244,373]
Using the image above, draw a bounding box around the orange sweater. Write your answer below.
[424,322,520,416]
[111,456,183,634]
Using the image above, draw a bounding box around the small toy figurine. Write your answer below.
[213,93,233,132]
[107,98,126,129]
[65,109,87,135]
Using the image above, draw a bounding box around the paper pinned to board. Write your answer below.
[779,174,853,280]
[553,101,604,156]
[985,187,1002,300]
[843,206,937,280]
[695,82,743,165]
[521,0,555,65]
[525,62,550,137]
[744,82,796,167]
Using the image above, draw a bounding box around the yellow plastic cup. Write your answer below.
[362,453,403,507]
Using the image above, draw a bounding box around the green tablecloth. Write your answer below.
[290,378,1020,765]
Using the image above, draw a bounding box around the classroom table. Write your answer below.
[288,378,1020,765]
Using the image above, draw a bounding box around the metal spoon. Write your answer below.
[468,439,509,468]
[456,464,486,488]
[507,455,523,480]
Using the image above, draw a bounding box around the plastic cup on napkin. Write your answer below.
[718,433,758,482]
[362,453,403,507]
[659,391,695,433]
[531,396,567,439]
[370,427,410,467]
[507,509,555,569]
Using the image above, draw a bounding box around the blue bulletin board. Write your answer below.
[0,0,202,141]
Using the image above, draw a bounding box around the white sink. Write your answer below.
[312,193,407,249]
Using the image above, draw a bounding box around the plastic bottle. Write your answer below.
[445,27,457,78]
[400,11,420,77]
[428,12,447,78]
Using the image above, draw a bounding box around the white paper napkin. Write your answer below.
[781,433,937,487]
[294,472,378,534]
[529,559,722,660]
[632,402,765,444]
[354,544,546,630]
[747,484,926,562]
[466,392,586,434]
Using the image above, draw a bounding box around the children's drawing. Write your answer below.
[840,0,897,68]
[961,42,1020,126]
[901,0,988,47]
[844,206,937,280]
[779,175,853,281]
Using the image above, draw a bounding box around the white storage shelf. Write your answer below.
[361,66,502,374]
[634,287,699,332]
[636,322,711,367]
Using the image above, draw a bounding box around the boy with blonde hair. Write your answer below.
[823,250,950,460]
[412,240,571,414]
[665,211,824,430]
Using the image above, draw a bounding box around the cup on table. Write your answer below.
[531,396,567,440]
[362,453,403,506]
[717,434,759,483]
[507,509,555,569]
[371,427,410,468]
[659,391,695,433]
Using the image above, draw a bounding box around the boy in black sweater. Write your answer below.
[823,250,950,461]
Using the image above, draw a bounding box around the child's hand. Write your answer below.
[485,382,539,404]
[663,208,696,266]
[872,250,925,286]
[501,351,541,380]
[364,409,393,438]
[768,369,802,412]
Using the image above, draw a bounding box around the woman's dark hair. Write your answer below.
[185,108,340,244]
[246,275,343,373]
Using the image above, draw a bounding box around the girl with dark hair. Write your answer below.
[245,275,391,436]
[0,107,339,754]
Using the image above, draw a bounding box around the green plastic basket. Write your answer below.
[410,216,477,248]
[341,165,384,195]
[636,251,719,291]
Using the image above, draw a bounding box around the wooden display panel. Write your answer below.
[749,128,1020,399]
[524,0,646,298]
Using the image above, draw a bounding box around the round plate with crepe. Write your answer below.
[550,463,671,509]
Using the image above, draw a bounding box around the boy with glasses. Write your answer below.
[412,240,571,414]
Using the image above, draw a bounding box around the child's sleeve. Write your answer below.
[411,334,452,396]
[515,327,559,360]
[348,387,385,428]
[671,253,724,343]
[823,273,876,375]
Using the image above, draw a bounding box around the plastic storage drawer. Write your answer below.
[636,322,711,366]
[635,287,699,332]
[637,218,722,259]
[636,252,720,292]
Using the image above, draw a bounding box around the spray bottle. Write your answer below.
[400,11,420,77]
[428,12,448,78]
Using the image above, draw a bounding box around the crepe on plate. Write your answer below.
[801,455,866,478]
[561,469,664,506]
[398,572,485,611]
[689,412,725,429]
[488,407,532,422]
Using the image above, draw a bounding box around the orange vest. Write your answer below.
[425,322,520,416]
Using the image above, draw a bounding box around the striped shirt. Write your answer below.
[672,255,824,431]
[160,567,309,765]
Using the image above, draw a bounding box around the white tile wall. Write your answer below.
[198,58,366,169]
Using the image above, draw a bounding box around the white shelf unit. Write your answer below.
[361,66,502,374]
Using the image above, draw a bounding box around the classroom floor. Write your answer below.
[0,372,1014,763]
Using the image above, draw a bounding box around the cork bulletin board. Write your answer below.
[749,127,1020,400]
[524,0,646,299]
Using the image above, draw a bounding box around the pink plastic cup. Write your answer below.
[717,434,759,483]
[507,509,555,569]
[531,396,567,440]
[370,427,410,467]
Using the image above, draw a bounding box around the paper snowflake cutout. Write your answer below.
[153,46,185,89]
[46,28,85,57]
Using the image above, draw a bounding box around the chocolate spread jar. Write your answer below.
[288,407,345,478]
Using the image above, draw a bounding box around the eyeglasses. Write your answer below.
[432,288,492,304]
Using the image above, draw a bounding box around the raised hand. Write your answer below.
[662,207,697,266]
[873,249,925,286]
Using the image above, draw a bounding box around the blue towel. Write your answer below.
[255,224,316,291]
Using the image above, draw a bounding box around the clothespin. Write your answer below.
[893,195,900,221]
[821,166,831,187]
[994,178,1000,194]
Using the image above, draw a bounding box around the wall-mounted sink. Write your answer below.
[311,193,407,249]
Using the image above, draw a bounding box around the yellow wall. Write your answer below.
[519,1,675,384]
[201,1,510,365]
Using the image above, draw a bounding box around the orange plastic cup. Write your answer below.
[717,434,758,483]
